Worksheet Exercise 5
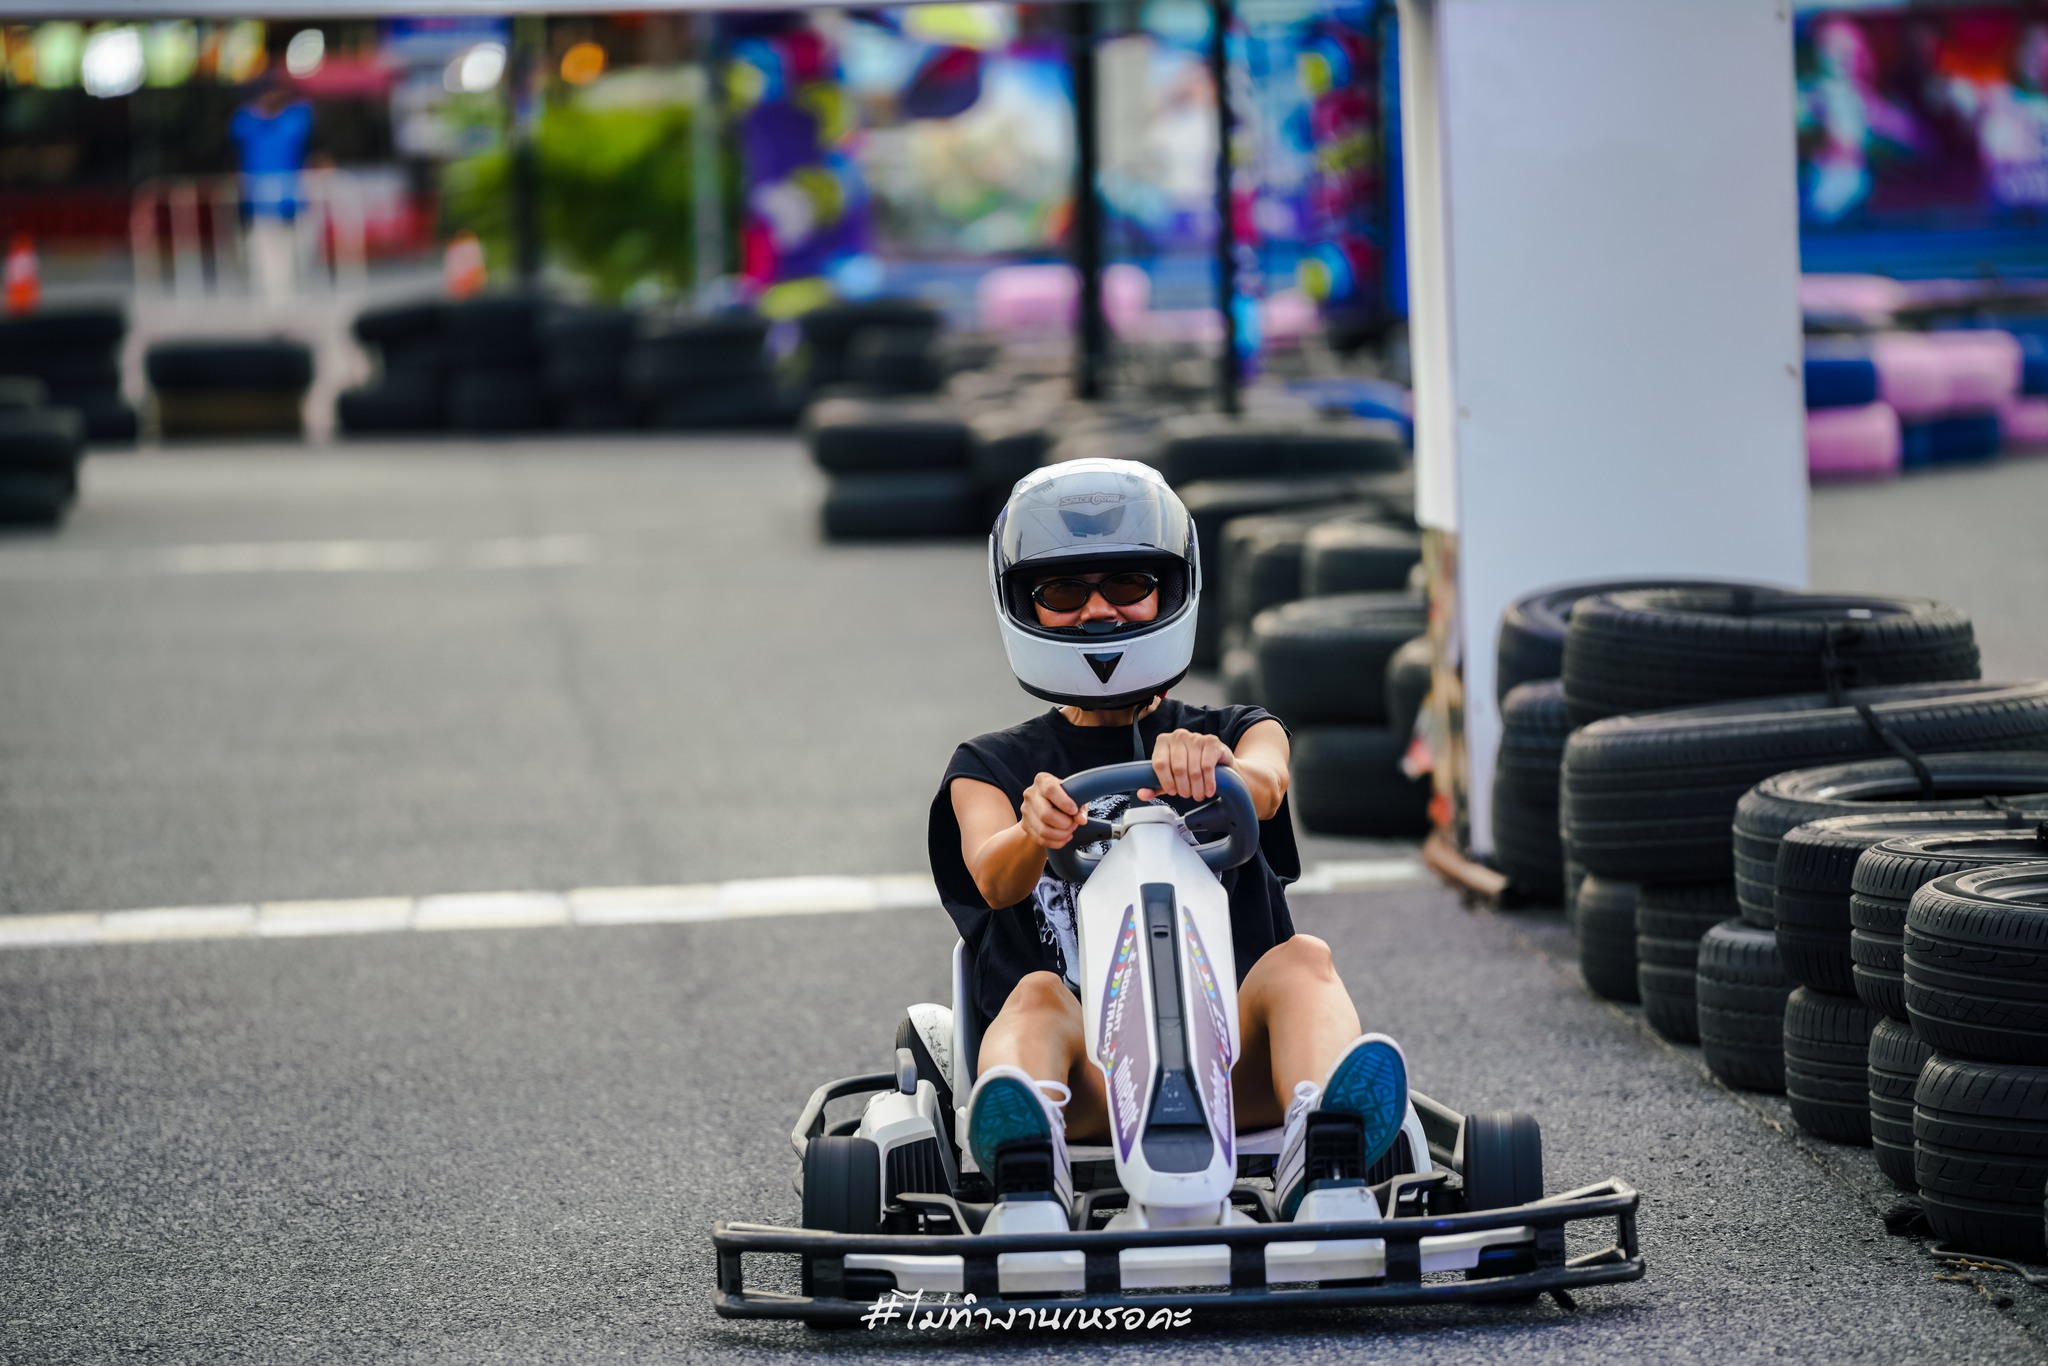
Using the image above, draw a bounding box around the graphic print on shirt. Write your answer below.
[1030,792,1133,986]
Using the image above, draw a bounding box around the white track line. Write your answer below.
[0,859,1426,951]
[0,535,594,582]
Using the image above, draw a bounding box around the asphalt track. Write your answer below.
[3,438,2047,1362]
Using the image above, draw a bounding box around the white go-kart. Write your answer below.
[714,762,1642,1323]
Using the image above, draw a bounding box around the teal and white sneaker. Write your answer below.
[966,1065,1074,1209]
[1273,1034,1410,1221]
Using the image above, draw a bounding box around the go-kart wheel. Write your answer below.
[1461,1113,1546,1295]
[800,1135,884,1317]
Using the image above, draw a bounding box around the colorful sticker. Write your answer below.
[1183,912,1234,1167]
[1096,902,1150,1164]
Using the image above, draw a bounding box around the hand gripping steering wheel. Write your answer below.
[1042,760,1261,884]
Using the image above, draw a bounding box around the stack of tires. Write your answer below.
[542,305,638,431]
[797,298,943,397]
[1554,587,2028,1058]
[145,339,314,439]
[630,313,791,429]
[337,299,445,435]
[1851,833,2048,1259]
[443,295,550,434]
[1730,757,2048,1123]
[808,398,981,540]
[0,379,85,527]
[0,305,136,445]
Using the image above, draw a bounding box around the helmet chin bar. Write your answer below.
[1016,667,1190,713]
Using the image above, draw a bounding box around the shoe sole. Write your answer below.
[968,1075,1051,1172]
[1320,1037,1409,1170]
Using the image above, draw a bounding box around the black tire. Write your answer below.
[1636,882,1736,1043]
[443,294,542,367]
[378,337,449,375]
[0,303,125,349]
[1221,642,1260,706]
[1561,682,2048,884]
[1869,1016,1933,1191]
[0,408,84,470]
[848,326,944,394]
[1460,1112,1543,1211]
[555,397,640,432]
[353,298,443,347]
[799,297,941,353]
[145,339,314,391]
[446,367,551,433]
[0,351,120,391]
[542,352,628,399]
[64,391,138,446]
[806,399,973,474]
[1733,753,2048,929]
[1914,1054,2048,1260]
[1495,577,1766,704]
[1904,863,2048,1065]
[1498,680,1571,809]
[1784,987,1879,1144]
[0,471,68,526]
[967,411,1050,513]
[1384,635,1432,746]
[0,375,47,411]
[1154,414,1407,487]
[1852,828,2048,1022]
[336,383,443,435]
[1564,854,1588,933]
[1221,514,1319,643]
[1491,776,1564,902]
[1302,519,1422,598]
[822,470,982,540]
[1577,876,1640,1002]
[625,328,774,397]
[1697,919,1793,1092]
[537,304,639,353]
[1178,474,1413,668]
[1289,725,1431,837]
[800,1134,883,1294]
[1561,588,1979,726]
[154,389,303,439]
[1250,593,1427,727]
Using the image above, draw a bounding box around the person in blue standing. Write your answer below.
[230,76,315,305]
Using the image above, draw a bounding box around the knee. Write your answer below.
[997,971,1077,1024]
[1266,934,1339,985]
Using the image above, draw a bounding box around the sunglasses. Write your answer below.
[1029,572,1160,614]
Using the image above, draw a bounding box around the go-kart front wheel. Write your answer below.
[799,1135,890,1321]
[1461,1112,1546,1295]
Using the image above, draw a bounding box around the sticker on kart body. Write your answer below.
[1183,913,1234,1167]
[1097,902,1150,1163]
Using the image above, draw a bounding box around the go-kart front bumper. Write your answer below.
[712,1179,1642,1322]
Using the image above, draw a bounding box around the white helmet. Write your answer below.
[988,458,1200,709]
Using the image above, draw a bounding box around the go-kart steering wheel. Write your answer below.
[1042,760,1261,884]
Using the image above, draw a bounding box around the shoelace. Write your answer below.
[1035,1079,1074,1131]
[1286,1079,1321,1122]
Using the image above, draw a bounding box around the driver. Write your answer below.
[928,457,1411,1219]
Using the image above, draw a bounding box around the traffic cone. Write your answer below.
[4,233,40,314]
[444,230,486,299]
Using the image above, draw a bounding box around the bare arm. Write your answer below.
[1140,718,1291,820]
[952,773,1087,910]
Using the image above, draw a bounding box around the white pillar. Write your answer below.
[1398,0,1811,854]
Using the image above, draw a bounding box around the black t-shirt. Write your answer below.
[928,699,1299,1036]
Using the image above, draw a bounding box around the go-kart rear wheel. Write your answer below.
[800,1135,886,1321]
[1461,1112,1546,1296]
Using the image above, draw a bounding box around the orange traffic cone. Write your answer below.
[4,233,39,314]
[443,230,485,300]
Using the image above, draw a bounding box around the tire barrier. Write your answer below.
[1915,1053,2048,1260]
[1560,588,1978,726]
[1301,519,1422,597]
[1734,753,2048,929]
[1784,986,1880,1145]
[1851,828,2048,1022]
[1904,862,2048,1066]
[1635,881,1736,1043]
[339,298,446,435]
[1493,577,1772,705]
[1288,725,1430,837]
[798,298,941,393]
[1561,681,2048,885]
[1697,918,1794,1093]
[1868,1016,1934,1191]
[1384,635,1432,749]
[1249,592,1426,728]
[1576,875,1640,1003]
[0,304,135,445]
[0,406,84,528]
[821,469,982,540]
[145,338,314,440]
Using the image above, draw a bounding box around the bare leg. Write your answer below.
[976,971,1111,1141]
[1232,935,1362,1131]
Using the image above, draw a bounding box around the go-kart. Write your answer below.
[713,761,1643,1323]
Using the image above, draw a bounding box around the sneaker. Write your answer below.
[966,1065,1074,1208]
[1273,1034,1409,1221]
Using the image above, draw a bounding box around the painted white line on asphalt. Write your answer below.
[0,535,596,582]
[0,858,1427,951]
